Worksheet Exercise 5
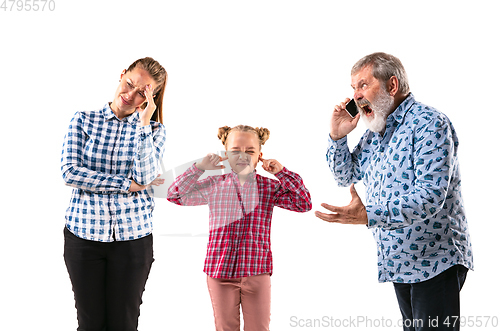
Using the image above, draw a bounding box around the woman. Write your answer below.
[61,57,167,331]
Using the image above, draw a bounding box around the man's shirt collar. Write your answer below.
[387,92,416,125]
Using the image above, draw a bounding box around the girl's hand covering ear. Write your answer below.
[260,157,283,175]
[196,153,228,171]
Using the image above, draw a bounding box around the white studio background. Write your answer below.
[1,0,499,330]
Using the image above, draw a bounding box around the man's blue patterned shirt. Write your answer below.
[327,93,473,283]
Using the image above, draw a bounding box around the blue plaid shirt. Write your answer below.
[61,103,166,242]
[327,93,473,283]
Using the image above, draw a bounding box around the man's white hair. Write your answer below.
[352,52,410,95]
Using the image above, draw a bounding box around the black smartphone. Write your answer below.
[345,99,358,118]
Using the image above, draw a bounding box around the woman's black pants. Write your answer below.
[64,227,154,331]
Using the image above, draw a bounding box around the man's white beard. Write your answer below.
[359,88,394,134]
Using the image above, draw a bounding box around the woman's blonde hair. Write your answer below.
[217,125,270,150]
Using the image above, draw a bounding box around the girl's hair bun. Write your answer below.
[217,126,232,146]
[255,127,270,146]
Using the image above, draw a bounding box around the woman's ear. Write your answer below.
[120,69,126,80]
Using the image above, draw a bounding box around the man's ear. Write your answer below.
[258,152,263,162]
[387,76,399,96]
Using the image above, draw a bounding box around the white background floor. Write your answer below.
[1,1,499,330]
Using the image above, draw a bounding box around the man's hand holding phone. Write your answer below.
[330,98,361,141]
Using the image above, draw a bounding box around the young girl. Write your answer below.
[61,57,167,330]
[167,125,312,331]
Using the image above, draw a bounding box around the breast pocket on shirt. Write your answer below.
[116,140,136,173]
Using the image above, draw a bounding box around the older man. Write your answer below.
[315,52,473,331]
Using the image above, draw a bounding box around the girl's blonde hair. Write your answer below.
[217,125,270,150]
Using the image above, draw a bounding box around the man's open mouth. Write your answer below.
[362,105,373,116]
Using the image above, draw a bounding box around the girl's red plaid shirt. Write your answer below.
[167,163,312,278]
